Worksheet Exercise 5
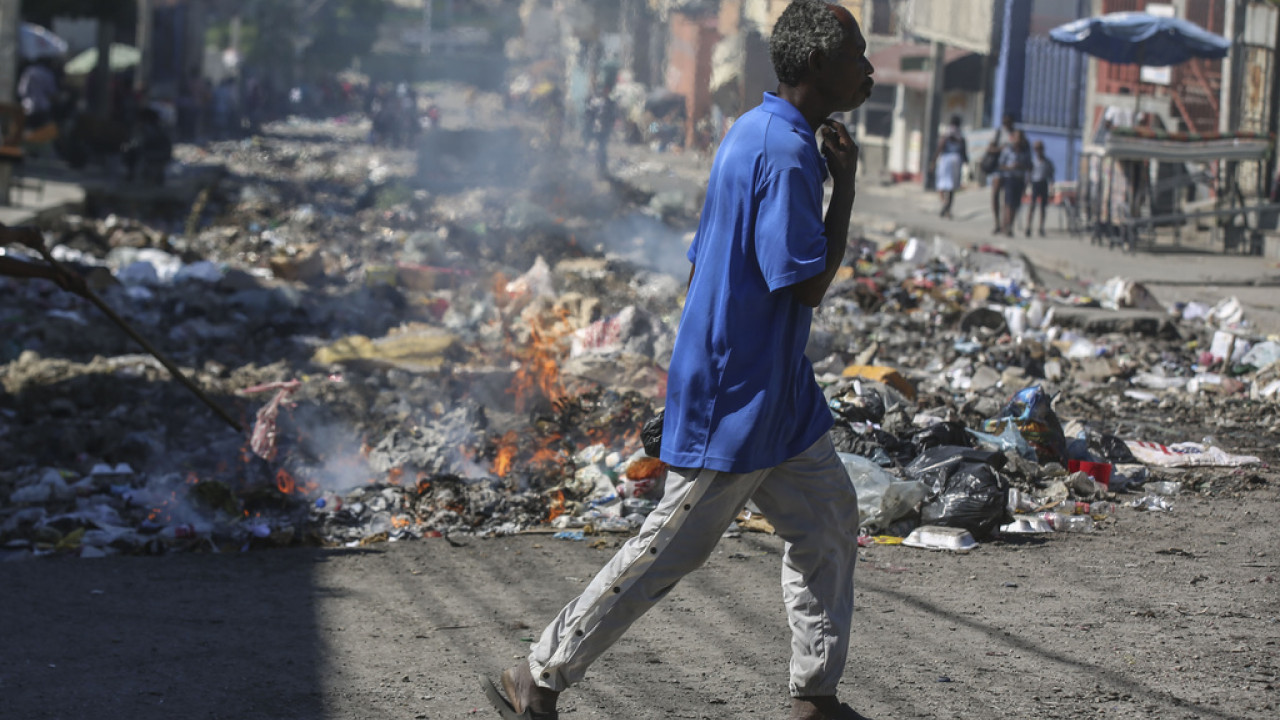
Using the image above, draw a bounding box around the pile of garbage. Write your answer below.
[1,116,1275,559]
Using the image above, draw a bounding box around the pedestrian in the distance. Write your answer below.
[983,113,1016,232]
[933,114,967,219]
[998,129,1032,237]
[480,2,874,719]
[1025,140,1055,237]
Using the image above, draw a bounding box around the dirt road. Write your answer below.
[3,481,1276,720]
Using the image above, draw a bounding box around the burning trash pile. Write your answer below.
[1,117,1277,559]
[0,117,688,558]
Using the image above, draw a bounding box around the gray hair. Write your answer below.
[770,1,849,86]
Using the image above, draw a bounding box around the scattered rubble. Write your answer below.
[2,115,1276,560]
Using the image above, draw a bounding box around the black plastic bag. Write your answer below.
[908,421,974,455]
[1097,433,1138,464]
[641,409,664,458]
[906,446,1010,540]
[833,424,910,468]
[831,390,885,424]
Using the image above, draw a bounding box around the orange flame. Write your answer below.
[509,308,572,412]
[275,468,296,494]
[547,489,566,523]
[529,433,565,469]
[492,431,519,477]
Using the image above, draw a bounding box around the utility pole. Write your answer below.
[920,39,946,191]
[422,0,432,55]
[0,0,18,203]
[0,0,16,105]
[136,0,153,93]
[1218,0,1243,135]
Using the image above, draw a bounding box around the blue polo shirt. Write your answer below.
[660,93,834,473]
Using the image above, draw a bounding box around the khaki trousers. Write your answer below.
[529,434,858,697]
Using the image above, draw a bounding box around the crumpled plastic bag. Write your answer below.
[839,453,925,532]
[905,446,1010,540]
[1208,296,1245,328]
[982,386,1066,465]
[1095,276,1164,311]
[967,422,1036,462]
[1240,340,1280,371]
[570,306,636,358]
[504,256,554,301]
[1124,440,1260,468]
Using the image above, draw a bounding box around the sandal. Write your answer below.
[479,672,560,720]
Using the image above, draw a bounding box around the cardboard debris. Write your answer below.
[841,365,916,401]
[313,328,458,369]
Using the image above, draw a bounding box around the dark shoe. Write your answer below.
[790,696,870,720]
[1025,227,1031,237]
[1039,228,1046,237]
[479,665,560,720]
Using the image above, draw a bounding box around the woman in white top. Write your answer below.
[933,115,967,219]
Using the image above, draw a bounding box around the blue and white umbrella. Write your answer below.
[1049,11,1229,66]
[20,23,69,60]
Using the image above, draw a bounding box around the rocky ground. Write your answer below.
[1,103,1277,719]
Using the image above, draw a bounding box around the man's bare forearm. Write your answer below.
[793,183,854,307]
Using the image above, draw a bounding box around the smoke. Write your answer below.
[589,211,694,278]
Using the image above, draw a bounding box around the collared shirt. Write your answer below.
[660,92,833,473]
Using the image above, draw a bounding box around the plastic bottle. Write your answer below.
[1146,481,1182,496]
[1055,514,1095,532]
[1087,501,1117,518]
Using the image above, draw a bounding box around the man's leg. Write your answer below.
[749,436,858,700]
[526,464,766,692]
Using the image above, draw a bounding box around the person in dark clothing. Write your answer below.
[984,113,1016,232]
[122,108,173,185]
[18,59,59,130]
[998,129,1032,237]
[1025,140,1055,237]
[584,90,616,176]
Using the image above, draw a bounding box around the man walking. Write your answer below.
[482,3,874,719]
